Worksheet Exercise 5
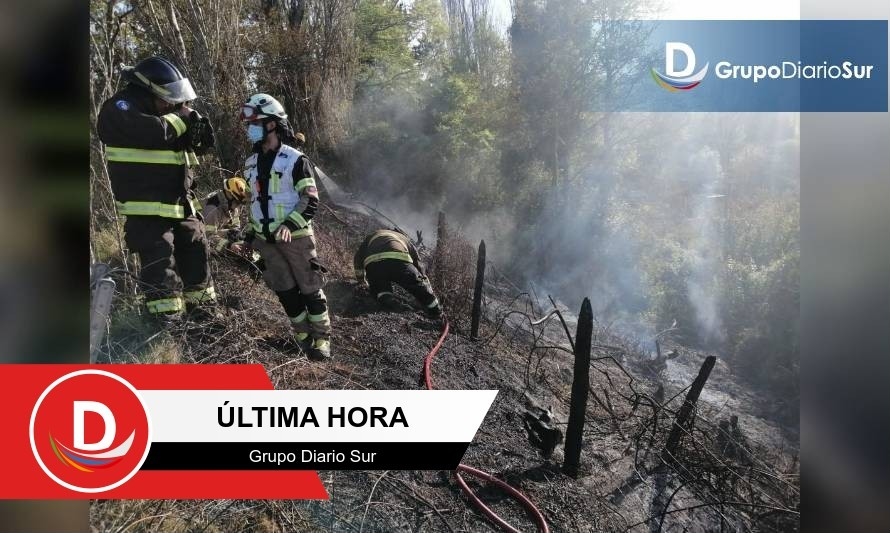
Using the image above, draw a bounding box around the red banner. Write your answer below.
[0,365,328,499]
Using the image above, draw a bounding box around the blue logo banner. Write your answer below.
[613,20,887,112]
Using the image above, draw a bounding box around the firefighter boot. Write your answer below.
[307,337,331,361]
[293,331,313,353]
[378,292,412,312]
[183,283,222,323]
[426,302,443,319]
[185,301,225,323]
[150,309,184,329]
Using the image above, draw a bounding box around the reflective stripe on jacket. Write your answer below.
[353,230,421,280]
[245,144,314,241]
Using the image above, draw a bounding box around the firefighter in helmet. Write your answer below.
[231,93,331,360]
[97,56,217,320]
[354,228,442,317]
[199,176,249,253]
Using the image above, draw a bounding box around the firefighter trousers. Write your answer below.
[123,215,214,314]
[366,260,439,310]
[253,235,330,340]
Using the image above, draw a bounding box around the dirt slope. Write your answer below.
[93,201,799,533]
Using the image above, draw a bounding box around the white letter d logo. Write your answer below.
[73,401,116,451]
[666,42,696,77]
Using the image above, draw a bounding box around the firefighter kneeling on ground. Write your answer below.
[97,56,218,321]
[353,229,442,318]
[230,93,331,361]
[199,176,249,254]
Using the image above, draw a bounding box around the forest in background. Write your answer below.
[90,0,799,425]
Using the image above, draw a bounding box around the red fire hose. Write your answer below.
[423,318,550,533]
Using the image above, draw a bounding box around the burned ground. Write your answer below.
[92,206,799,533]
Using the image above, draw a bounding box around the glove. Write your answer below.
[173,110,199,151]
[197,116,215,152]
[187,111,215,155]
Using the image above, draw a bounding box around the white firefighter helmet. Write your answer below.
[239,93,287,122]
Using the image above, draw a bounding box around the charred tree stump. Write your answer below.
[436,211,447,244]
[563,297,593,477]
[662,355,716,466]
[470,240,486,340]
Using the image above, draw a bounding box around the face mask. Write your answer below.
[247,124,265,143]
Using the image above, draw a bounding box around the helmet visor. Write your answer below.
[156,78,198,104]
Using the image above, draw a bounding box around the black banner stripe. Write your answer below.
[141,442,470,470]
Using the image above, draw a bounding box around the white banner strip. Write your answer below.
[141,390,497,443]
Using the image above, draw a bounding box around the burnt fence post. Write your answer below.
[470,240,486,340]
[662,355,717,466]
[563,297,593,477]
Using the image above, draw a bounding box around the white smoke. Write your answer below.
[685,146,726,343]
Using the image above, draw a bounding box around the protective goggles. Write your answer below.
[239,105,264,121]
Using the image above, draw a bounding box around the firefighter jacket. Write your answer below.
[199,190,243,252]
[243,143,318,243]
[353,230,423,282]
[97,86,201,218]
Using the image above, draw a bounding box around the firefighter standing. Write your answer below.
[97,56,217,319]
[354,229,442,317]
[232,93,331,360]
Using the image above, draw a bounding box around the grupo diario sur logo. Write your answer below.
[29,370,152,493]
[652,40,876,92]
[651,42,709,91]
[714,60,875,83]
